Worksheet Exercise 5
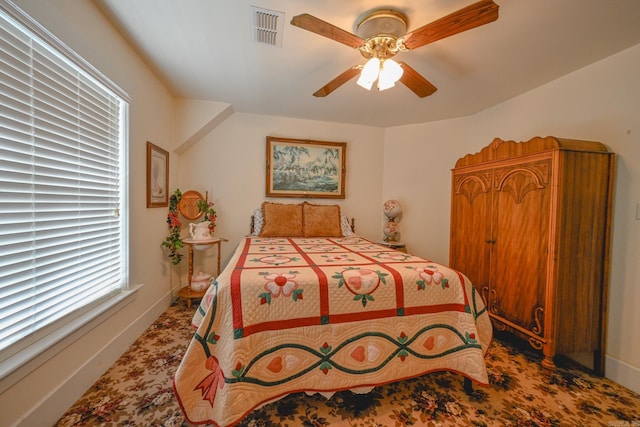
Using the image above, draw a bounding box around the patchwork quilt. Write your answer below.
[173,236,492,426]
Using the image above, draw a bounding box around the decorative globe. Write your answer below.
[383,200,402,220]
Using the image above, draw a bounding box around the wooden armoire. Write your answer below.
[449,136,614,374]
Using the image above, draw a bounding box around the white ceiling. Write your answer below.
[95,0,640,128]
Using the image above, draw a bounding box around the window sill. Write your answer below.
[0,284,142,394]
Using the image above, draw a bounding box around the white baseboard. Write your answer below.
[606,354,640,394]
[17,290,175,427]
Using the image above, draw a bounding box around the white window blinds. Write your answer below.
[0,6,128,356]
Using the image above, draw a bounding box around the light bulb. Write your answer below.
[377,59,404,91]
[356,58,380,90]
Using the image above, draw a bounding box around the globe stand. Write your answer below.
[382,200,402,243]
[383,217,399,242]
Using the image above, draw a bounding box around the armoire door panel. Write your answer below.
[450,172,492,290]
[490,163,551,331]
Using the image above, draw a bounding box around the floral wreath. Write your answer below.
[161,189,217,265]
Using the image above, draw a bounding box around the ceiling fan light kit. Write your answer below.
[357,57,404,91]
[290,0,499,97]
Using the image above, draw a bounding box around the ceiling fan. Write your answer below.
[290,0,499,98]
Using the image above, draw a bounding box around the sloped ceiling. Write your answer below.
[96,0,640,128]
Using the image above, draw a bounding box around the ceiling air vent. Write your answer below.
[250,6,285,47]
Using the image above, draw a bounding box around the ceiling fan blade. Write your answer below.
[291,14,365,49]
[402,0,499,50]
[313,66,361,97]
[398,62,437,98]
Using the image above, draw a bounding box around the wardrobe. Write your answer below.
[449,136,614,374]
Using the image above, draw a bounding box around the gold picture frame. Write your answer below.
[146,141,169,208]
[266,136,346,199]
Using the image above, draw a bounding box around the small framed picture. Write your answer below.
[266,136,346,199]
[146,141,169,208]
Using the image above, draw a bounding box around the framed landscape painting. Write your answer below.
[266,136,346,199]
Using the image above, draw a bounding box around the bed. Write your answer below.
[173,202,493,426]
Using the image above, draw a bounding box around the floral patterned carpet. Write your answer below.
[56,301,640,427]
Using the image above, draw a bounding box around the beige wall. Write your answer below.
[174,112,384,277]
[384,44,640,393]
[1,1,179,425]
[1,1,638,425]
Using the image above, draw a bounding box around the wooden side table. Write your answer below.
[377,240,407,253]
[179,237,228,308]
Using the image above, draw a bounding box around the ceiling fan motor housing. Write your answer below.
[356,9,408,39]
[357,9,408,60]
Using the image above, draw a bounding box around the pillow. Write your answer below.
[340,214,355,236]
[252,206,354,236]
[302,202,342,237]
[251,208,263,235]
[259,202,304,237]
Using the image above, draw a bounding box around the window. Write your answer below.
[0,2,129,372]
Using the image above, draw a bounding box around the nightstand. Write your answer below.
[179,237,227,309]
[377,240,407,253]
